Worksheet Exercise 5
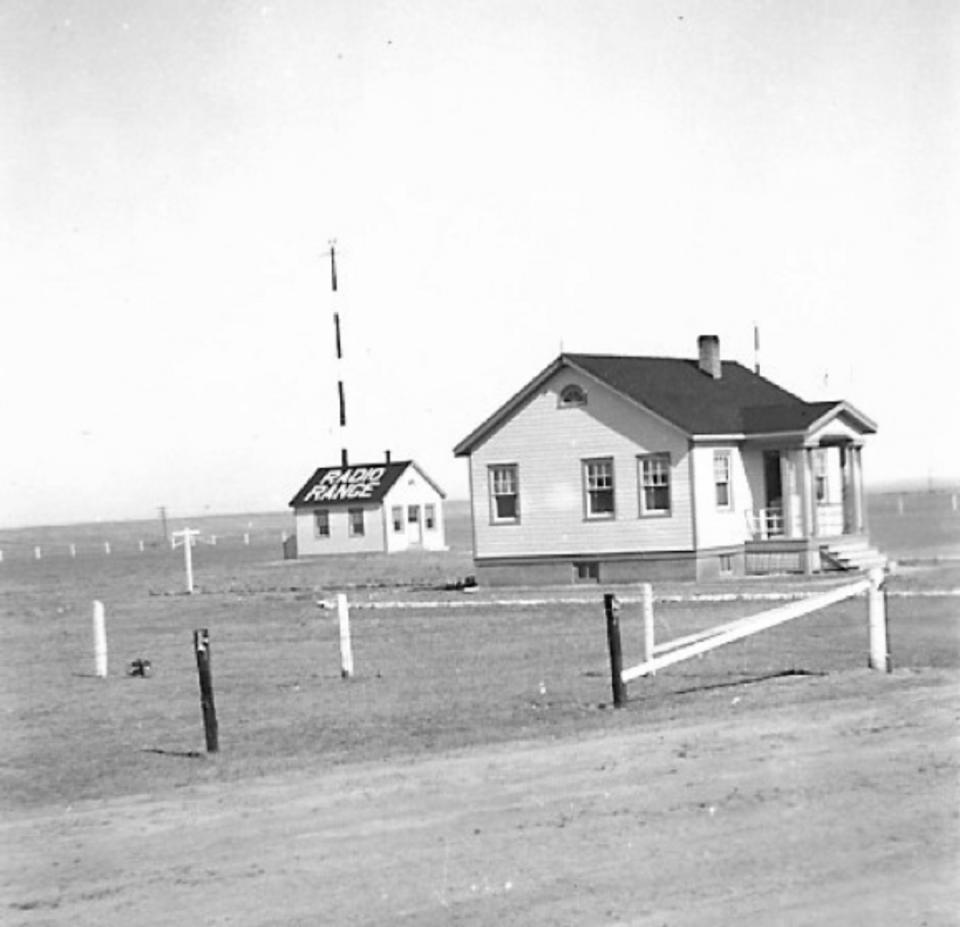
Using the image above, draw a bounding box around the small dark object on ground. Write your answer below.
[442,575,478,592]
[128,659,152,678]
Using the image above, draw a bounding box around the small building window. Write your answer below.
[639,454,671,515]
[584,458,615,518]
[574,561,600,582]
[348,507,365,537]
[407,505,420,526]
[814,449,828,503]
[559,383,587,408]
[714,451,733,510]
[391,506,403,532]
[489,465,519,523]
[314,509,330,538]
[425,504,436,530]
[719,553,734,574]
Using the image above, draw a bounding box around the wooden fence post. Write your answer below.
[604,593,627,708]
[867,567,891,673]
[193,629,219,752]
[337,593,354,678]
[92,600,107,678]
[640,583,655,674]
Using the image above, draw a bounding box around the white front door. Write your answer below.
[407,505,422,547]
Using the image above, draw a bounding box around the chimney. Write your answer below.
[697,335,722,379]
[385,449,392,463]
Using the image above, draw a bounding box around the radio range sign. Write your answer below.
[301,467,387,504]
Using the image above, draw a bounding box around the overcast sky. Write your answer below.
[2,0,957,527]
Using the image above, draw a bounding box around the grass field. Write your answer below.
[2,493,958,924]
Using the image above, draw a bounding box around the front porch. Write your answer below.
[743,440,884,574]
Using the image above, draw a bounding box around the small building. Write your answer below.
[289,459,446,556]
[453,335,885,585]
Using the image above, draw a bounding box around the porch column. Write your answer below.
[780,452,794,538]
[851,445,865,533]
[800,448,815,538]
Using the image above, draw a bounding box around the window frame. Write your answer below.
[583,457,616,520]
[814,449,829,503]
[424,503,436,530]
[558,383,587,409]
[391,505,403,533]
[313,508,330,539]
[488,464,520,524]
[348,507,365,537]
[713,450,733,511]
[638,453,672,517]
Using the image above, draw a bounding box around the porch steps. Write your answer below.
[820,537,888,573]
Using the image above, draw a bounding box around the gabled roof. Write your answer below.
[453,353,876,456]
[289,460,445,509]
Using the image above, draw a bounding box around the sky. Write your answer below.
[2,0,958,527]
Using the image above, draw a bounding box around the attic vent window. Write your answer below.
[559,384,587,408]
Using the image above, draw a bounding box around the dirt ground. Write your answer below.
[3,670,957,927]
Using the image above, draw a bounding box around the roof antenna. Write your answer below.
[753,322,760,375]
[329,240,348,467]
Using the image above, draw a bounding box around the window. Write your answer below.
[348,507,365,537]
[584,458,615,518]
[391,506,403,532]
[574,561,600,582]
[639,454,671,515]
[314,509,330,538]
[407,505,419,525]
[559,383,587,408]
[489,465,519,523]
[425,504,436,530]
[814,449,828,503]
[719,553,734,574]
[714,451,733,510]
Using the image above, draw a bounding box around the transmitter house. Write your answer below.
[289,458,446,556]
[454,335,885,586]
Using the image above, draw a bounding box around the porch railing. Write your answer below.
[746,506,785,540]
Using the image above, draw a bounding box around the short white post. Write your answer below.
[0,549,4,563]
[69,543,77,558]
[104,541,111,555]
[337,593,354,679]
[138,539,145,552]
[640,582,655,674]
[897,495,904,516]
[243,532,250,546]
[952,493,957,513]
[92,600,108,678]
[210,535,217,546]
[867,567,890,672]
[34,546,42,560]
[281,531,288,543]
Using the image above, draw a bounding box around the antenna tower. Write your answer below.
[329,241,349,467]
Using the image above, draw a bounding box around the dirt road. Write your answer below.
[4,672,958,926]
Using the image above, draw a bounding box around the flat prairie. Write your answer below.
[1,496,958,925]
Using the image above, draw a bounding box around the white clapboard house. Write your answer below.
[454,335,885,585]
[289,458,446,556]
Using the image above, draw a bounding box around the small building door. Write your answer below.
[407,504,422,547]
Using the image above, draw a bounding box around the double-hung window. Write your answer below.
[714,451,733,510]
[314,509,330,538]
[348,507,365,537]
[424,504,436,530]
[639,454,671,516]
[489,465,519,523]
[391,506,403,532]
[584,458,615,518]
[814,449,828,503]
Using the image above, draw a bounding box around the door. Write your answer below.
[407,504,422,547]
[762,451,784,537]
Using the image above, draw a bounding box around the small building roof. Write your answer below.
[289,460,446,509]
[454,353,876,456]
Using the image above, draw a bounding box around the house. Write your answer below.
[288,457,447,556]
[453,335,884,585]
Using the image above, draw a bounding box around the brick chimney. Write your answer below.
[697,335,721,379]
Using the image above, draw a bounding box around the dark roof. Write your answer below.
[289,460,405,508]
[454,353,876,456]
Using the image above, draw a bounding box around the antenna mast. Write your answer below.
[330,241,349,467]
[753,322,760,375]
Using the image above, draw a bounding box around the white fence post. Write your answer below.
[0,549,4,563]
[337,593,354,679]
[69,543,77,558]
[171,528,200,593]
[92,600,108,678]
[640,583,655,675]
[243,532,250,546]
[34,546,42,560]
[138,539,144,552]
[867,567,890,672]
[104,541,111,555]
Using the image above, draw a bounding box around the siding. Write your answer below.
[295,503,385,555]
[469,371,694,558]
[690,444,753,548]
